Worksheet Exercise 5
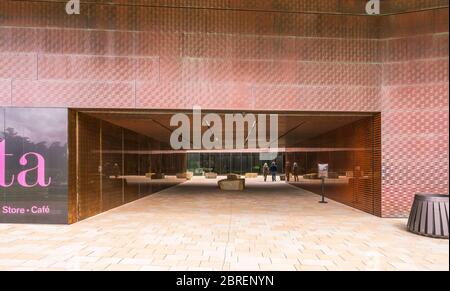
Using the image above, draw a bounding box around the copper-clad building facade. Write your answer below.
[0,1,448,223]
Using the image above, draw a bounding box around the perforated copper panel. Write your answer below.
[0,79,11,106]
[5,0,448,15]
[2,1,383,112]
[1,1,449,219]
[254,85,381,112]
[380,15,449,217]
[0,53,37,80]
[12,80,136,108]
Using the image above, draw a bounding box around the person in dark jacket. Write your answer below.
[270,162,277,182]
[292,162,300,182]
[285,161,291,182]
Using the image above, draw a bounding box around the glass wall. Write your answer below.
[288,115,381,216]
[70,111,186,223]
[187,152,284,175]
[101,121,123,212]
[185,115,381,216]
[0,107,68,224]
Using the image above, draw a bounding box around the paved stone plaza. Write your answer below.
[0,179,448,271]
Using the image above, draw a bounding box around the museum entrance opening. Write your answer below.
[68,109,381,223]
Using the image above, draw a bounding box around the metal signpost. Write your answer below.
[318,164,329,204]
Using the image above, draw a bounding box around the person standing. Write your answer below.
[113,163,121,178]
[270,161,277,182]
[263,163,269,182]
[285,161,291,182]
[292,162,299,182]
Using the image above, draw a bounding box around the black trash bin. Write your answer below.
[407,194,449,239]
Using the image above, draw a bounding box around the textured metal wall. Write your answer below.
[0,0,382,111]
[2,0,447,15]
[0,1,449,217]
[380,10,449,217]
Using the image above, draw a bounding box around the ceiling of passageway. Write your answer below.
[83,110,371,149]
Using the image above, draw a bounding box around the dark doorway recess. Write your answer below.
[68,109,381,223]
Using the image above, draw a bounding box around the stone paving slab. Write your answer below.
[0,179,448,271]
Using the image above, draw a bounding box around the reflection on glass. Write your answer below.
[186,152,284,175]
[73,112,186,222]
[0,107,68,224]
[288,115,379,215]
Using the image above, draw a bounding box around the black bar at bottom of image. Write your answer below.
[160,272,289,289]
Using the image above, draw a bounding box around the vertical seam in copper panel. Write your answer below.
[181,32,185,58]
[133,57,137,82]
[251,85,254,110]
[9,79,12,106]
[158,56,161,83]
[133,80,137,108]
[35,53,38,80]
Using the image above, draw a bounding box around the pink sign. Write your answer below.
[0,140,51,188]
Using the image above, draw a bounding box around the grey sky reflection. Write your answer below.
[4,108,67,145]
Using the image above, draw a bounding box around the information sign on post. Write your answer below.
[318,164,329,204]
